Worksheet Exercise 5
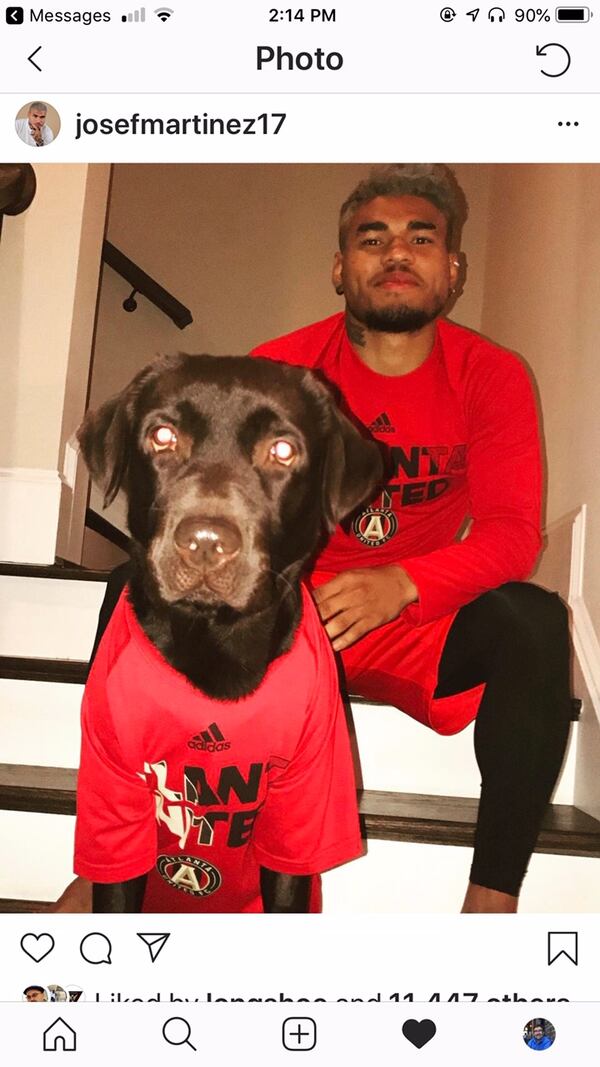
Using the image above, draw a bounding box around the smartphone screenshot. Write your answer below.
[0,1,599,1062]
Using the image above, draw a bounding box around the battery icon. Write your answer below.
[556,6,591,18]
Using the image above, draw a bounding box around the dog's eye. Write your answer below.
[149,425,178,453]
[269,439,297,467]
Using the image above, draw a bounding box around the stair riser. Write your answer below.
[0,575,106,660]
[0,681,578,802]
[0,680,82,768]
[323,839,600,913]
[0,818,597,912]
[352,703,578,804]
[0,810,75,902]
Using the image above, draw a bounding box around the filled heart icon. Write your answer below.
[20,933,55,963]
[402,1018,437,1048]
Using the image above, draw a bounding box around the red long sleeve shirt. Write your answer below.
[252,313,542,625]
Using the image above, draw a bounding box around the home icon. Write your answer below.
[43,1017,77,1052]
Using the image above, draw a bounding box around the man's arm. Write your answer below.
[316,351,542,644]
[398,351,542,625]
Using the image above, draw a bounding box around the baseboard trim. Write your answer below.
[567,505,600,722]
[571,594,600,721]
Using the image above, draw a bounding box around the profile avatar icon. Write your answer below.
[524,1018,556,1050]
[15,101,60,147]
[23,984,48,1002]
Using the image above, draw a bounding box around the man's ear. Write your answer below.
[321,400,383,534]
[331,250,343,295]
[449,251,461,292]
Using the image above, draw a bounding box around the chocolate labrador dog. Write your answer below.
[75,353,382,913]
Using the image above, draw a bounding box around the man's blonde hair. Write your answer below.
[339,164,468,251]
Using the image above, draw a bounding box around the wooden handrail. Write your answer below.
[102,239,193,329]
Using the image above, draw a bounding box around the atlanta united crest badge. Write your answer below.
[352,507,398,547]
[157,854,222,897]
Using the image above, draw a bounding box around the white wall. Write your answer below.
[481,165,600,639]
[0,163,110,564]
[89,163,492,410]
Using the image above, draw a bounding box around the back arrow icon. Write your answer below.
[28,46,42,71]
[536,43,571,78]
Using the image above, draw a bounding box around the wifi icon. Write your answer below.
[154,6,173,20]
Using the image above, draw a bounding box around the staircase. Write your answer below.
[0,562,105,908]
[1,561,599,912]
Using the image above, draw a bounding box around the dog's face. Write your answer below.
[78,354,382,616]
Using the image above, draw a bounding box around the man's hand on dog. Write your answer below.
[313,565,419,651]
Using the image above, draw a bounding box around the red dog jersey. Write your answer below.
[74,584,362,912]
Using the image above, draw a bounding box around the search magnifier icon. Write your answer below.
[162,1016,197,1051]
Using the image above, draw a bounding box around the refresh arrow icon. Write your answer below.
[536,42,571,78]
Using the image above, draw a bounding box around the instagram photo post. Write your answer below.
[1,2,600,1063]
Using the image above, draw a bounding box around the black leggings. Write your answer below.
[91,569,572,898]
[434,582,572,896]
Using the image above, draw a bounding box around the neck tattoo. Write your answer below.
[345,312,366,348]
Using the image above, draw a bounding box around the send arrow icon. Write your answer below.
[137,932,171,963]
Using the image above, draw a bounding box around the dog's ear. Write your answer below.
[77,390,134,507]
[321,403,383,532]
[299,369,383,531]
[77,355,181,507]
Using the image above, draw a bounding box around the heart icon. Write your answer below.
[20,933,55,963]
[402,1019,437,1049]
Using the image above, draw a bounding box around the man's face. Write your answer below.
[25,988,46,1001]
[332,194,459,333]
[28,108,47,129]
[533,1028,544,1041]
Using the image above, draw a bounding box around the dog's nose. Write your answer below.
[174,516,242,569]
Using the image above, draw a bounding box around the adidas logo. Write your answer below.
[188,722,231,752]
[368,412,395,434]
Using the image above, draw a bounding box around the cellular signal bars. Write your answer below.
[122,7,146,21]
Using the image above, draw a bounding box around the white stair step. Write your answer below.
[0,574,106,660]
[350,701,577,805]
[0,682,577,805]
[0,679,83,768]
[0,563,578,807]
[0,810,75,902]
[323,838,600,913]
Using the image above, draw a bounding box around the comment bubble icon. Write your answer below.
[79,932,113,965]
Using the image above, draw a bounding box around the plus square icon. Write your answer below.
[282,1017,317,1051]
[6,6,24,22]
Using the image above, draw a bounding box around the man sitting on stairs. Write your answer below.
[54,163,572,914]
[252,163,573,912]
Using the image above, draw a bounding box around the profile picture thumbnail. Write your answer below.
[22,984,49,1002]
[65,986,86,1002]
[524,1018,556,1050]
[47,983,68,1002]
[15,100,60,147]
